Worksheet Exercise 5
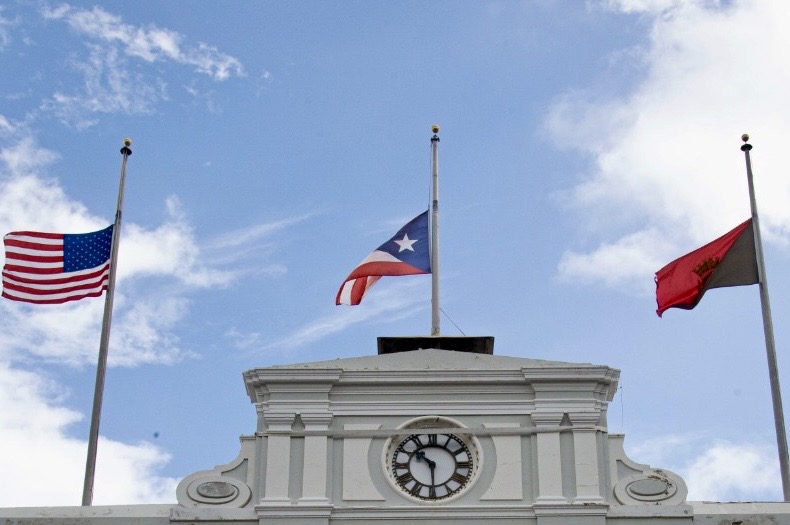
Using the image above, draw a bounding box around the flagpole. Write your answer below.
[430,124,440,336]
[82,138,132,506]
[740,133,790,501]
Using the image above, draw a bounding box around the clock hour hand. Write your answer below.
[414,450,436,468]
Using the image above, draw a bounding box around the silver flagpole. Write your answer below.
[82,138,133,506]
[430,125,440,336]
[741,133,790,501]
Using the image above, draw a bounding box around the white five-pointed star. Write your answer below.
[394,233,418,252]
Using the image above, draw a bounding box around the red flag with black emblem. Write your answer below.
[655,219,758,317]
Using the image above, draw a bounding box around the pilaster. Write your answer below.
[571,412,604,503]
[298,412,333,505]
[532,412,566,505]
[259,412,295,505]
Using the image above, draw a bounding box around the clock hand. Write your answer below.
[414,450,436,469]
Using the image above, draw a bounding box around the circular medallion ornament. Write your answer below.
[183,476,251,506]
[384,417,480,502]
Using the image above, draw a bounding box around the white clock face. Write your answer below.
[390,433,473,500]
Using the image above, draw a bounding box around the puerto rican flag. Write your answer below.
[336,211,431,305]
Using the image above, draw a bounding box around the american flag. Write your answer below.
[2,225,114,304]
[336,211,431,305]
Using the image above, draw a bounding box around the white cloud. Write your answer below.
[0,137,60,176]
[110,297,196,367]
[35,4,243,126]
[44,43,166,127]
[0,362,177,506]
[42,4,244,80]
[120,197,233,289]
[626,433,782,502]
[550,0,790,288]
[558,227,674,293]
[684,441,781,501]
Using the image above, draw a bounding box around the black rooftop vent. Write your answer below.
[377,336,494,355]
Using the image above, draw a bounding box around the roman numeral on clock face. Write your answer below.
[407,435,424,448]
[397,472,414,485]
[393,460,410,472]
[450,472,468,485]
[409,482,425,496]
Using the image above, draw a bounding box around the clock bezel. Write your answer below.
[382,416,482,504]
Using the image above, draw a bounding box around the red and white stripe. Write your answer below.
[336,250,426,305]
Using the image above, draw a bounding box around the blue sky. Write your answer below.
[2,0,790,505]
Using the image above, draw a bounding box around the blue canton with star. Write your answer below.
[375,211,431,272]
[63,225,114,272]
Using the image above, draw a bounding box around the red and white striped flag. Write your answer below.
[2,225,114,304]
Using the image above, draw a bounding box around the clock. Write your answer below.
[384,417,480,502]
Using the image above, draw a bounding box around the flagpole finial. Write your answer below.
[121,137,133,156]
[741,133,752,152]
[431,124,440,134]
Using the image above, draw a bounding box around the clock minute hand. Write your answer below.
[414,450,437,486]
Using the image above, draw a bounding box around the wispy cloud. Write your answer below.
[0,8,11,51]
[201,214,311,277]
[42,4,244,80]
[226,326,262,350]
[43,43,167,127]
[38,3,244,126]
[206,214,313,252]
[262,279,429,352]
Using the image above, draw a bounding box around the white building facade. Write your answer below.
[4,341,790,524]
